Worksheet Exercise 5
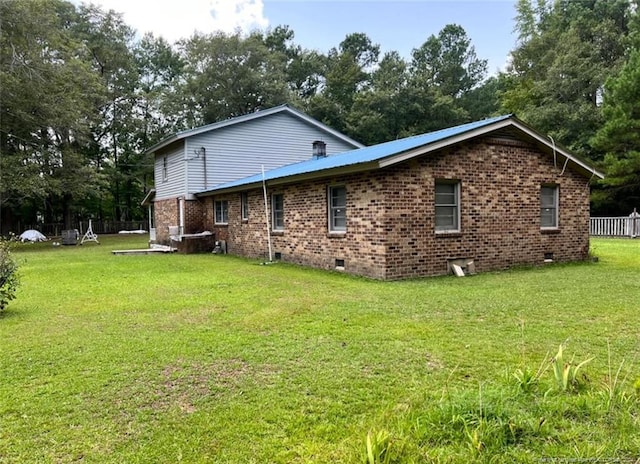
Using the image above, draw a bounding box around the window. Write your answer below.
[540,185,558,228]
[214,200,229,224]
[241,192,249,221]
[272,193,284,231]
[162,156,168,181]
[328,185,346,232]
[435,181,460,232]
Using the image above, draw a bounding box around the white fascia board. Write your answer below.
[284,107,365,148]
[378,119,515,168]
[146,105,364,155]
[378,119,605,180]
[508,119,605,179]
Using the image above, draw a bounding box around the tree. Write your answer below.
[0,0,105,231]
[502,0,632,159]
[174,31,291,125]
[308,33,380,134]
[591,48,640,214]
[411,24,487,99]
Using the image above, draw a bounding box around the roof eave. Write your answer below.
[378,117,604,180]
[144,104,364,156]
[141,189,156,206]
[196,161,379,196]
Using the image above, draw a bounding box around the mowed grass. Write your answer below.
[1,236,639,462]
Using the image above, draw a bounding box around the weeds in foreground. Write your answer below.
[364,341,639,462]
[365,429,393,464]
[551,343,593,392]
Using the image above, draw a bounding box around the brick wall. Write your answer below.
[153,197,207,244]
[206,137,592,280]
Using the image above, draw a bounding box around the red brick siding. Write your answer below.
[207,137,591,280]
[153,198,179,244]
[153,197,206,244]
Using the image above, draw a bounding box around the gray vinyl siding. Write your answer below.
[154,143,186,200]
[184,112,359,194]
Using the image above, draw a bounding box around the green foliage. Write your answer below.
[503,0,633,160]
[592,48,640,214]
[2,236,639,462]
[0,238,19,311]
[365,430,394,464]
[550,343,594,392]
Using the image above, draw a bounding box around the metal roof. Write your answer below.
[197,114,604,196]
[145,104,364,155]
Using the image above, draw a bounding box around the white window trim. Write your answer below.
[540,185,559,229]
[214,200,229,225]
[241,192,249,221]
[162,156,168,182]
[435,180,461,233]
[328,185,347,233]
[272,193,284,231]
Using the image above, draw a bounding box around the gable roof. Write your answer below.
[197,114,604,196]
[145,104,364,155]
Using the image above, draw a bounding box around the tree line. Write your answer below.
[0,0,638,233]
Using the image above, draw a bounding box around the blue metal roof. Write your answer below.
[198,114,513,194]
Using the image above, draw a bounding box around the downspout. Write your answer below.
[202,147,207,189]
[262,165,273,263]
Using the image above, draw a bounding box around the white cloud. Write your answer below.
[75,0,269,42]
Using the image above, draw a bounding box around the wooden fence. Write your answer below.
[590,211,640,238]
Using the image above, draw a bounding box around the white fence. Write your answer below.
[590,211,640,238]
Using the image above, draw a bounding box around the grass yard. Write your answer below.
[1,236,639,463]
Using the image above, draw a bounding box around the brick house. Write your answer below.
[142,105,363,245]
[196,114,603,280]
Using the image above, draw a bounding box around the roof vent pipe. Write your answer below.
[312,140,326,159]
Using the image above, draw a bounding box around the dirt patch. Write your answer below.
[152,358,252,413]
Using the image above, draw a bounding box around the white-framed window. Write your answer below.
[435,180,460,232]
[241,192,249,221]
[328,185,347,232]
[272,193,284,231]
[162,156,168,181]
[540,185,559,229]
[214,200,229,224]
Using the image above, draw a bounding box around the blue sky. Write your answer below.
[76,0,519,74]
[263,1,519,73]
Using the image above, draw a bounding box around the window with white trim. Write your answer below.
[241,192,249,221]
[214,200,229,224]
[435,180,460,232]
[328,185,346,232]
[162,156,168,181]
[272,193,284,231]
[540,185,558,228]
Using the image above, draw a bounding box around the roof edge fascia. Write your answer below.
[145,104,364,155]
[196,162,379,196]
[378,117,604,180]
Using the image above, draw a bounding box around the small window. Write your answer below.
[541,185,558,228]
[328,185,346,232]
[435,180,460,232]
[214,200,229,224]
[162,156,168,181]
[241,192,249,221]
[272,193,284,231]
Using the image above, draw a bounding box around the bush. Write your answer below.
[0,238,19,310]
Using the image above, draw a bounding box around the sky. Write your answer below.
[73,0,519,74]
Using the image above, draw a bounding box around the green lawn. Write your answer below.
[1,236,639,463]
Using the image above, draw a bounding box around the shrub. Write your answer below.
[0,238,19,310]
